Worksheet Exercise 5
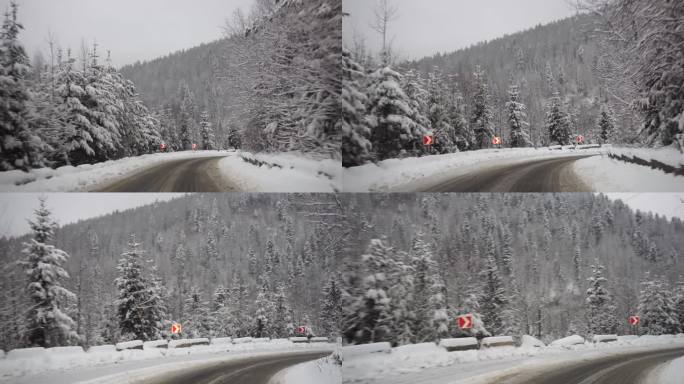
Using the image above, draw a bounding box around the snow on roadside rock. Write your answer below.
[0,151,227,192]
[218,151,341,192]
[344,147,601,192]
[269,349,341,384]
[573,147,684,191]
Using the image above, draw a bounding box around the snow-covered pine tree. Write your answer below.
[178,83,196,150]
[427,69,457,154]
[410,234,448,342]
[546,91,571,145]
[343,239,394,344]
[253,285,274,338]
[320,278,342,338]
[342,48,372,167]
[597,104,615,144]
[0,1,47,171]
[115,234,163,341]
[211,285,229,337]
[470,65,494,149]
[199,110,215,150]
[366,67,419,161]
[184,286,210,338]
[506,79,531,147]
[638,275,680,335]
[20,198,77,347]
[584,260,617,335]
[401,69,431,156]
[479,249,508,335]
[271,284,293,338]
[386,258,414,346]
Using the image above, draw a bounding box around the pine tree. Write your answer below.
[479,250,508,335]
[320,278,342,337]
[410,235,447,342]
[253,285,274,338]
[470,65,494,149]
[546,91,571,145]
[584,260,617,335]
[638,276,680,335]
[271,284,293,338]
[115,234,162,341]
[199,110,215,150]
[211,285,230,337]
[597,104,615,144]
[178,83,196,150]
[184,286,210,338]
[341,48,372,167]
[0,1,47,171]
[506,80,531,148]
[427,70,458,154]
[367,67,419,160]
[20,198,77,347]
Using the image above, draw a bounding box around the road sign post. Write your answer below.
[629,316,640,335]
[160,143,167,152]
[576,135,585,145]
[457,314,474,329]
[492,136,502,148]
[192,143,198,151]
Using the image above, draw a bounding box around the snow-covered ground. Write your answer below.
[219,151,341,192]
[270,348,341,384]
[0,339,335,383]
[0,150,341,192]
[343,147,601,192]
[657,355,684,384]
[342,334,684,384]
[574,147,684,191]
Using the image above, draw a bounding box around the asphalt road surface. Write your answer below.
[96,156,235,192]
[424,155,594,192]
[138,351,332,384]
[486,346,684,384]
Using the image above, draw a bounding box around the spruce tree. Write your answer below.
[115,235,163,341]
[470,65,494,149]
[184,286,210,338]
[21,198,77,347]
[479,250,508,335]
[199,110,215,150]
[341,48,372,167]
[506,80,531,148]
[638,276,680,335]
[584,260,617,335]
[367,67,419,160]
[546,91,571,145]
[0,1,47,171]
[320,278,342,338]
[597,105,615,144]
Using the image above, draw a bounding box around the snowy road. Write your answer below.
[96,156,235,192]
[424,155,594,192]
[133,351,331,384]
[483,346,684,384]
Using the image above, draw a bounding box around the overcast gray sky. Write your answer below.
[0,193,185,238]
[1,0,254,67]
[343,0,578,61]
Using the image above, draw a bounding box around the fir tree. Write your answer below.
[320,278,342,337]
[546,91,571,145]
[0,1,47,171]
[341,48,372,167]
[199,110,215,150]
[597,105,615,144]
[506,80,531,147]
[638,275,680,335]
[470,65,494,149]
[367,67,419,160]
[20,198,77,347]
[184,286,210,338]
[479,250,508,335]
[584,260,617,335]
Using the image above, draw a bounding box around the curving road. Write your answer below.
[486,347,684,384]
[96,156,235,192]
[138,351,332,384]
[424,155,594,192]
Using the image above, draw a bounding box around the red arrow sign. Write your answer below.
[457,314,473,329]
[492,136,502,146]
[423,135,434,146]
[296,326,306,334]
[160,143,167,151]
[192,143,198,150]
[576,135,585,144]
[629,316,640,326]
[171,323,182,334]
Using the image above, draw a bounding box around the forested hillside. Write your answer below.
[121,0,342,158]
[341,194,684,345]
[0,194,345,350]
[343,0,684,166]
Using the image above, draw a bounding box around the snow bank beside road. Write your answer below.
[270,350,341,384]
[342,335,684,384]
[657,355,684,384]
[574,149,684,191]
[343,147,600,192]
[0,339,335,380]
[0,151,227,192]
[218,151,341,192]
